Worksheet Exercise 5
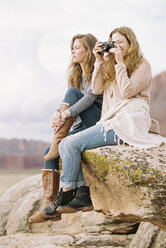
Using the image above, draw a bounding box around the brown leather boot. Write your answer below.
[28,169,61,224]
[44,103,75,161]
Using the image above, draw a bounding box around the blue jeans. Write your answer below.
[63,88,101,127]
[58,124,118,189]
[44,88,101,170]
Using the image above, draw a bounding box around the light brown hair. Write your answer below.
[68,33,97,89]
[103,26,144,89]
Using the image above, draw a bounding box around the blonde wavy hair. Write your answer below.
[103,26,144,89]
[68,33,97,89]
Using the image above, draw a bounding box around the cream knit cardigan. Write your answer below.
[92,59,166,150]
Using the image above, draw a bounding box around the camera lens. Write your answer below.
[99,41,115,53]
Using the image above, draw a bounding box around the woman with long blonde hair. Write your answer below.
[29,33,103,224]
[43,26,166,217]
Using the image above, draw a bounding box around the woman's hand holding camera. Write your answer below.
[93,42,104,60]
[108,44,124,64]
[93,42,123,64]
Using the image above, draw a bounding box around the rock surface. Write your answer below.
[0,174,106,236]
[0,174,135,247]
[0,143,166,247]
[0,224,166,248]
[82,143,166,230]
[0,233,133,248]
[128,222,159,248]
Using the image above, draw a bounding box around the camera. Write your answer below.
[100,41,115,53]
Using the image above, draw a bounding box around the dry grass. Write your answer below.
[0,169,39,196]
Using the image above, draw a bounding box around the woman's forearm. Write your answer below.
[68,88,97,117]
[92,59,104,94]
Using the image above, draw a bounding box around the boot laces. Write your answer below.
[51,189,63,209]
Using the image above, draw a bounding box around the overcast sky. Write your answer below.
[0,0,165,142]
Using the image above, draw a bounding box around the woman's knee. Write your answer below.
[66,88,80,96]
[63,88,82,105]
[60,134,82,155]
[59,136,72,150]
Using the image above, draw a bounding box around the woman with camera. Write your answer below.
[42,26,166,218]
[28,33,103,224]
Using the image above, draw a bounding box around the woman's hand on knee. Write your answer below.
[52,111,61,128]
[60,111,69,121]
[53,119,65,133]
[52,110,70,133]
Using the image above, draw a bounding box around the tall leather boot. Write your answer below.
[28,169,61,224]
[56,186,94,213]
[44,103,75,161]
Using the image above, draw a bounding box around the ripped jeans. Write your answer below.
[44,88,101,171]
[59,123,118,189]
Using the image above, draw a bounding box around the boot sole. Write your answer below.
[57,206,94,214]
[29,214,61,224]
[45,215,61,222]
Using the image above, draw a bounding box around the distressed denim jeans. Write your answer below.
[44,88,101,170]
[59,123,118,189]
[63,87,101,127]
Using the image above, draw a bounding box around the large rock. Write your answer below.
[82,143,166,230]
[0,234,75,248]
[128,222,159,248]
[0,173,135,248]
[0,174,107,237]
[0,143,166,247]
[0,233,133,248]
[0,174,43,236]
[128,222,166,248]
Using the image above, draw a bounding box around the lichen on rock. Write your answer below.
[82,143,166,230]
